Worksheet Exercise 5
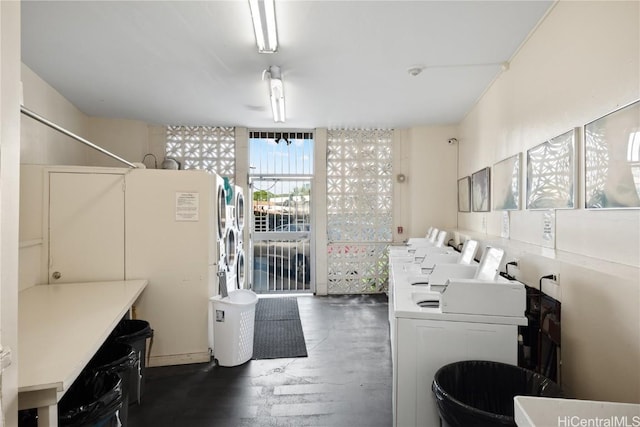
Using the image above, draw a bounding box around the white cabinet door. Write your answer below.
[48,172,125,283]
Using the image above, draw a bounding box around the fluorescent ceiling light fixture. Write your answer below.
[265,66,285,123]
[249,0,278,53]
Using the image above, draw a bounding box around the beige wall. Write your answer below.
[21,64,91,165]
[21,63,165,170]
[87,116,163,168]
[395,126,458,242]
[457,1,640,402]
[2,2,22,425]
[87,117,149,167]
[313,129,329,295]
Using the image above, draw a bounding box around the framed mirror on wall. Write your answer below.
[458,177,471,212]
[526,129,577,210]
[472,167,491,212]
[493,153,521,211]
[585,100,640,209]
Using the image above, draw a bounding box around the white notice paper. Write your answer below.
[542,210,555,248]
[176,192,199,221]
[501,211,510,239]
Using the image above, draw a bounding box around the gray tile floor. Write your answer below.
[129,294,392,427]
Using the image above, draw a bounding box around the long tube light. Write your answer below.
[266,66,285,122]
[249,0,278,53]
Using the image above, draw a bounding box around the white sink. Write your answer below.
[514,396,640,427]
[411,291,440,308]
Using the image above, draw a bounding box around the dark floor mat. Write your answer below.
[255,297,301,321]
[253,298,307,359]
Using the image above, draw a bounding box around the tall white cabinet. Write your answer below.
[125,169,219,366]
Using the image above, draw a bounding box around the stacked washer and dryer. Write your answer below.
[208,174,228,351]
[234,185,246,290]
[210,183,257,368]
[223,185,246,291]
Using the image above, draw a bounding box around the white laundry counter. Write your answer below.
[18,280,147,427]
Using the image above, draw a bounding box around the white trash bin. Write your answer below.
[210,289,258,367]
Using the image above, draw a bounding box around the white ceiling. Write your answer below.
[21,1,553,130]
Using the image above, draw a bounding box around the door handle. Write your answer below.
[52,271,62,280]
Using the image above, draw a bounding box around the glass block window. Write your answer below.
[327,129,393,294]
[166,126,235,183]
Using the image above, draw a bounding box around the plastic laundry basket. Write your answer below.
[210,289,258,367]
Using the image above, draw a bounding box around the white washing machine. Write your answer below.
[234,185,245,238]
[389,256,527,427]
[215,177,228,271]
[226,204,236,235]
[224,226,239,292]
[235,247,246,289]
[209,173,227,351]
[216,178,227,292]
[233,185,247,290]
[215,175,227,242]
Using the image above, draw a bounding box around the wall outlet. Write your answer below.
[542,274,562,301]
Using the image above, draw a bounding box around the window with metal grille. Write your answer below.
[165,126,236,183]
[326,129,393,294]
[249,131,314,176]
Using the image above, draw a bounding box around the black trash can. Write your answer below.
[109,319,154,404]
[432,360,563,427]
[58,371,123,427]
[87,342,137,426]
[18,409,38,427]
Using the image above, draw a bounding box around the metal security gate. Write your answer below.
[250,178,313,293]
[248,131,314,294]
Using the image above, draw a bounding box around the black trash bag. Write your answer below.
[109,319,154,404]
[58,371,122,427]
[87,342,137,426]
[18,409,38,427]
[88,342,137,375]
[432,360,563,427]
[110,319,153,345]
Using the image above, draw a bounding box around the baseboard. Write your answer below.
[148,352,210,367]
